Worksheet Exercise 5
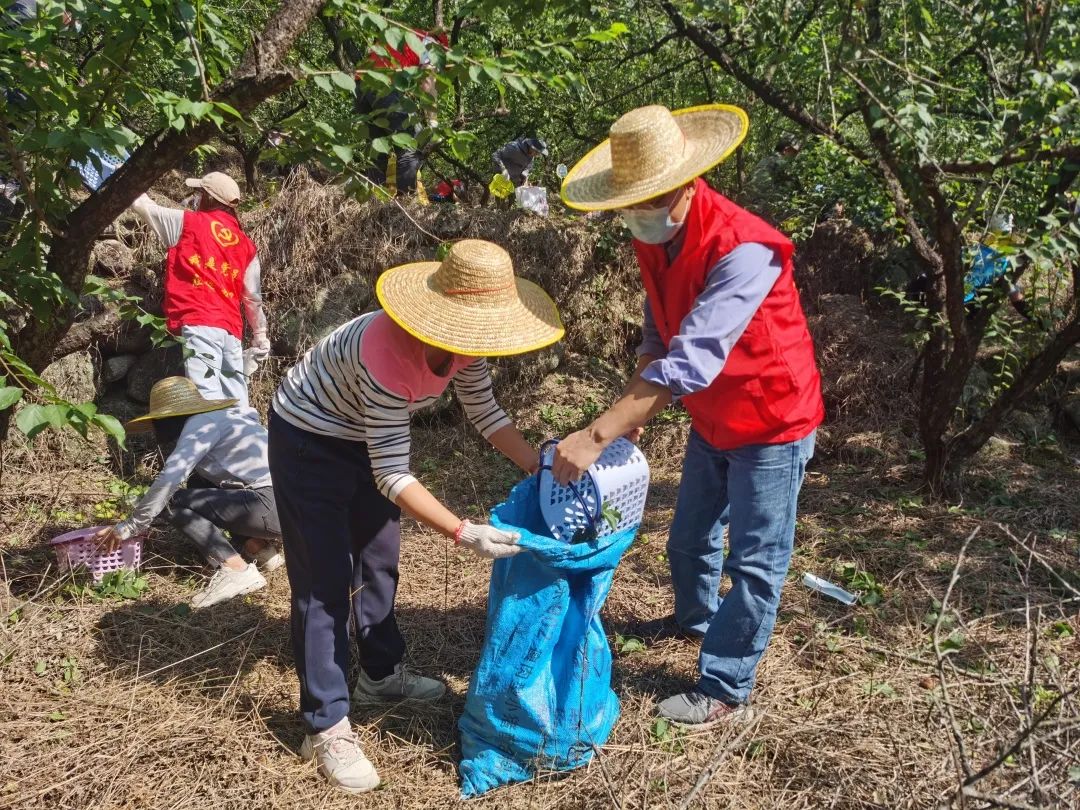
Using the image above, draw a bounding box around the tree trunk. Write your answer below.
[0,0,325,452]
[243,146,259,194]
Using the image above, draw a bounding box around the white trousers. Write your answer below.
[180,325,249,409]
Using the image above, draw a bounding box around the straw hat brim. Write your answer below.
[560,104,749,211]
[376,262,565,357]
[125,398,237,434]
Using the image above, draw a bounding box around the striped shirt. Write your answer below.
[273,310,511,501]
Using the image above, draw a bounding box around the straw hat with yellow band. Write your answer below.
[561,104,749,212]
[376,239,564,357]
[125,377,237,434]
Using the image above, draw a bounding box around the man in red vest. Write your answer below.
[130,171,268,409]
[556,104,823,728]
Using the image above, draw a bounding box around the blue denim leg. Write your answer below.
[696,432,815,704]
[666,429,731,636]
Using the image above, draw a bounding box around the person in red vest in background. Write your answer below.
[130,171,269,409]
[556,105,823,728]
[354,29,446,195]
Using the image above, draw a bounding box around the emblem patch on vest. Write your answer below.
[210,220,240,248]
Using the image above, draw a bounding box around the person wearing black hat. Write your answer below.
[492,136,549,187]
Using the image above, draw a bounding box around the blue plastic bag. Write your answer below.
[965,244,1011,303]
[458,476,637,798]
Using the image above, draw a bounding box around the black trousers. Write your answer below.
[267,409,406,733]
[165,486,281,566]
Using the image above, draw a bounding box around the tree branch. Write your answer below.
[936,144,1080,175]
[659,0,870,162]
[14,0,325,370]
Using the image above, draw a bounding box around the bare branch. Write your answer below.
[657,0,870,162]
[936,144,1080,175]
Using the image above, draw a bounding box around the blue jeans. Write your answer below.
[667,429,815,704]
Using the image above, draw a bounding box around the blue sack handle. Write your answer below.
[537,439,601,536]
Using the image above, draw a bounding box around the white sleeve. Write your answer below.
[114,418,219,538]
[242,255,268,343]
[130,194,184,248]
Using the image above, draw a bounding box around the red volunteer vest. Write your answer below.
[164,210,256,339]
[635,179,824,449]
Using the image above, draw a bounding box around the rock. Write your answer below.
[101,354,137,384]
[95,390,148,425]
[125,346,185,404]
[91,239,135,278]
[976,435,1013,463]
[1003,406,1053,443]
[961,365,992,415]
[278,272,374,355]
[41,351,97,403]
[1063,393,1080,433]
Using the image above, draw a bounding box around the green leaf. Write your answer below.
[371,137,391,154]
[330,71,356,93]
[47,711,66,722]
[92,413,127,449]
[384,26,404,51]
[331,144,353,164]
[0,386,23,410]
[15,404,50,439]
[483,63,503,81]
[33,660,47,676]
[313,74,332,94]
[390,132,415,149]
[616,634,645,654]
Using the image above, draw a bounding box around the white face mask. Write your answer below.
[619,196,686,244]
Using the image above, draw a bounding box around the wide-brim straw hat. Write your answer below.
[375,239,564,357]
[561,104,748,211]
[126,376,236,433]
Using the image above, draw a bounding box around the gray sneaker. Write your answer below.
[352,664,446,704]
[300,718,380,794]
[657,690,756,729]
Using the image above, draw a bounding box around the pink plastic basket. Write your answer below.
[49,526,143,582]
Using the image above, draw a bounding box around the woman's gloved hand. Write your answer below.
[456,520,521,559]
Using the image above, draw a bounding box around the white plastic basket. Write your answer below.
[537,438,649,542]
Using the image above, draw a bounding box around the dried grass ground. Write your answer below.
[2,178,1079,809]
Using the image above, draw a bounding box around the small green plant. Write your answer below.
[600,501,622,532]
[61,569,149,602]
[649,718,685,752]
[1049,620,1073,639]
[836,563,884,606]
[614,633,644,655]
[60,656,81,685]
[92,480,148,522]
[861,680,897,699]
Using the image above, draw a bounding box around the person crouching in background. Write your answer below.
[94,377,284,608]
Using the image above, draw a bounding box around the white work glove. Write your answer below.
[501,169,510,181]
[456,520,521,560]
[242,348,261,377]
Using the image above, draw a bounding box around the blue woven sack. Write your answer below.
[458,476,637,798]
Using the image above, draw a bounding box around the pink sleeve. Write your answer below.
[360,312,425,402]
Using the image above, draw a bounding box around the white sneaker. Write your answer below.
[300,718,380,794]
[251,544,285,572]
[352,663,446,704]
[191,563,266,609]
